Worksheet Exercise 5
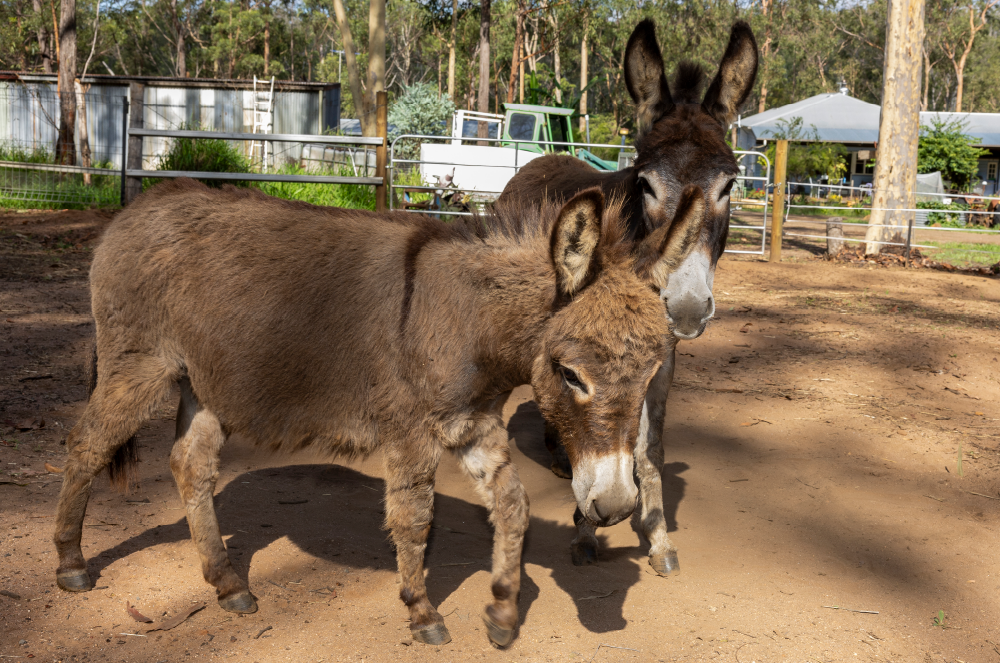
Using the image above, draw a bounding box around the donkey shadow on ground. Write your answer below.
[83,402,688,636]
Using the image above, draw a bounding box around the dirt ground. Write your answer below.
[1,208,999,663]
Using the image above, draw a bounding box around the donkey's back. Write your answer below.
[92,178,419,453]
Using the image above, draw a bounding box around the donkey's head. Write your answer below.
[624,19,757,339]
[531,186,704,526]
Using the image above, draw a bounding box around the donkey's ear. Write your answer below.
[551,188,604,296]
[701,21,758,129]
[634,185,703,290]
[624,19,675,135]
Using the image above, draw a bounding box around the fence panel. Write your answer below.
[0,83,125,208]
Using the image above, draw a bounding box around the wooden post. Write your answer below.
[374,90,388,213]
[769,139,788,263]
[124,82,144,205]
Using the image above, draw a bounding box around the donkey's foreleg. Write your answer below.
[455,421,529,648]
[170,379,254,613]
[383,442,448,645]
[634,343,679,577]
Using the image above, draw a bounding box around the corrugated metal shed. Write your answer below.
[0,73,336,169]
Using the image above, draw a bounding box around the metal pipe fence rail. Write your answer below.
[389,137,774,256]
[123,128,386,205]
[763,180,1000,264]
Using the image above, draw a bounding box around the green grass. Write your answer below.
[259,164,375,210]
[921,241,1000,266]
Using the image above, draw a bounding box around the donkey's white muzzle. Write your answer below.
[571,452,638,526]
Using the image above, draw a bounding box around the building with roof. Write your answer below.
[0,72,341,169]
[736,91,1000,194]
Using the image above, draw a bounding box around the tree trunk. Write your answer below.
[34,0,53,73]
[921,45,932,111]
[757,0,773,113]
[578,19,587,134]
[865,0,924,255]
[177,24,186,76]
[477,0,491,139]
[74,80,91,184]
[447,0,458,101]
[550,10,561,104]
[368,0,386,106]
[332,0,375,136]
[264,19,270,76]
[506,2,524,104]
[56,0,76,166]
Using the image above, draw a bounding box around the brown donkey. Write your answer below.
[498,20,758,577]
[52,178,705,647]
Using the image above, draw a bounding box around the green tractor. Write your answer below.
[500,104,620,171]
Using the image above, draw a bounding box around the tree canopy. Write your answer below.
[3,0,1000,130]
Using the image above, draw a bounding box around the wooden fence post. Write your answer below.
[375,90,388,213]
[769,139,788,263]
[124,82,145,205]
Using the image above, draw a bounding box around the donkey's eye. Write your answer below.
[559,366,586,392]
[720,179,736,200]
[638,176,656,199]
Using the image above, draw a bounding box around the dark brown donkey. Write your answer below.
[52,178,706,647]
[498,19,758,577]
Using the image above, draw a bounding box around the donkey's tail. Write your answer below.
[87,341,141,493]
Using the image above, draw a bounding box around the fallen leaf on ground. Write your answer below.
[740,323,753,333]
[126,601,153,623]
[144,602,206,632]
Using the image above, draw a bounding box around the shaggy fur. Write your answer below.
[497,20,758,577]
[53,178,700,647]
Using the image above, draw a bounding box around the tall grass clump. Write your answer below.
[0,142,55,164]
[260,163,375,210]
[150,125,253,189]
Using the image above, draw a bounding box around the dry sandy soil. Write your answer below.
[1,208,999,663]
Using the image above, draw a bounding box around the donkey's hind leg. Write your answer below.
[634,344,680,577]
[54,353,176,592]
[170,378,255,613]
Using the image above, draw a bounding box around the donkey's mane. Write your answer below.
[671,61,706,104]
[463,195,627,249]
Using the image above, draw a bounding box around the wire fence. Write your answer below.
[0,85,125,208]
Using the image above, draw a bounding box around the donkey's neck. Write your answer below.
[426,238,554,394]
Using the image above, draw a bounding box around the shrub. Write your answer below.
[917,199,968,227]
[388,83,455,160]
[918,118,989,191]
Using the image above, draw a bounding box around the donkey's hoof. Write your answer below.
[411,622,452,646]
[570,540,598,566]
[649,551,680,577]
[483,612,515,647]
[56,569,92,593]
[219,591,258,614]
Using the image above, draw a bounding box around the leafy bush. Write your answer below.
[761,117,848,182]
[917,199,968,227]
[388,83,455,159]
[918,118,989,191]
